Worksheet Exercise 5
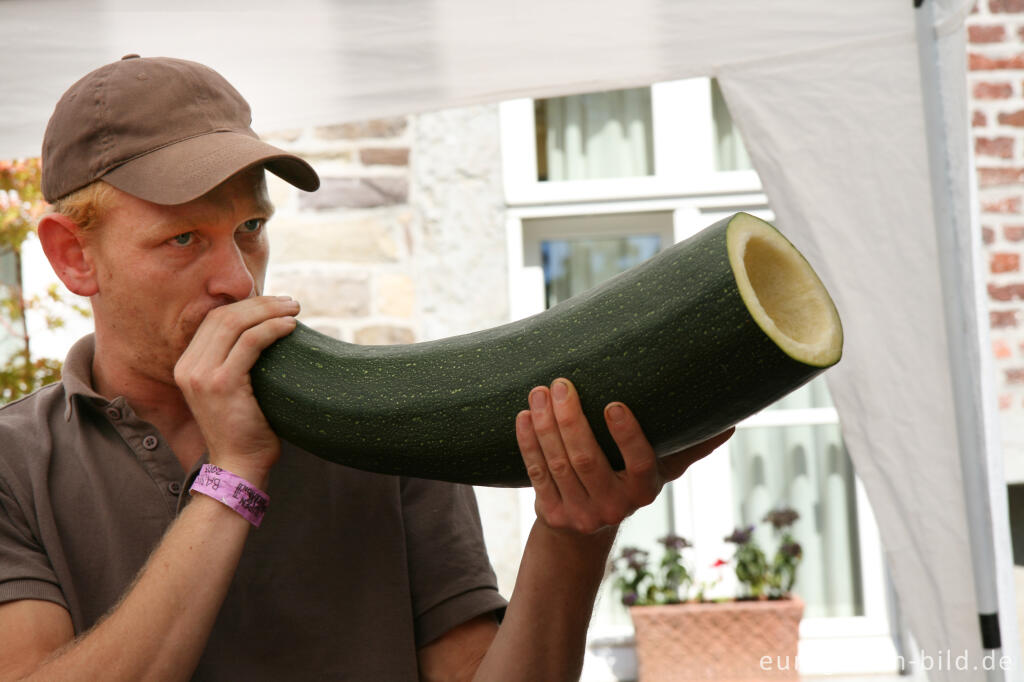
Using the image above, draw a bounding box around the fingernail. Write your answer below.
[530,388,548,411]
[551,379,568,402]
[276,295,293,301]
[607,403,626,423]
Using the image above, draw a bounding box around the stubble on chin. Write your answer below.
[178,312,203,347]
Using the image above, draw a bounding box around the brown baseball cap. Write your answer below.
[41,54,320,204]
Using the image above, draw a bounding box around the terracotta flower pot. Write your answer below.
[629,596,804,682]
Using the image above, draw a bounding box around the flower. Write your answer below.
[618,546,650,572]
[763,507,800,529]
[658,533,692,551]
[724,525,754,545]
[780,541,802,559]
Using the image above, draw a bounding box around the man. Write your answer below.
[0,55,731,681]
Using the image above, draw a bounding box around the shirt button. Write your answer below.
[168,481,183,496]
[105,407,121,420]
[142,435,159,450]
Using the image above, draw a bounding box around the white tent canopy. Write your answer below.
[0,0,980,158]
[0,1,1017,679]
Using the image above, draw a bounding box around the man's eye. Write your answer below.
[170,232,194,246]
[241,218,264,233]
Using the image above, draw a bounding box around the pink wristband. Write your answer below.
[189,464,269,527]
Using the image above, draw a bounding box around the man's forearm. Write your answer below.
[473,520,617,682]
[25,493,254,682]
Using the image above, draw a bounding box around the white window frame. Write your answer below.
[499,78,762,208]
[499,84,901,680]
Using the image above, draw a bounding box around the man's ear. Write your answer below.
[36,213,98,297]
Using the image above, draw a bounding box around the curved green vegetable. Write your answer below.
[252,212,843,487]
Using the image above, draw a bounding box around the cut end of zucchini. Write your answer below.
[728,213,843,368]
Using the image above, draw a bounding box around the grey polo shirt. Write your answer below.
[0,335,507,680]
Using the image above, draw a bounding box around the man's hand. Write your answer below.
[173,295,299,484]
[467,378,732,681]
[515,377,733,535]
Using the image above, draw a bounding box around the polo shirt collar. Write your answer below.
[61,334,109,421]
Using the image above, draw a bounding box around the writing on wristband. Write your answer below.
[189,464,269,527]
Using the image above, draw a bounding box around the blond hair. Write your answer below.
[50,180,118,232]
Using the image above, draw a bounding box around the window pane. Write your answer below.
[0,248,20,362]
[541,235,661,308]
[711,78,753,172]
[535,88,654,181]
[730,423,864,618]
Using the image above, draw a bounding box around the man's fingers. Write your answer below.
[548,379,618,501]
[221,315,297,378]
[528,385,588,506]
[516,410,562,508]
[604,402,660,505]
[657,427,736,482]
[175,295,299,396]
[186,296,299,368]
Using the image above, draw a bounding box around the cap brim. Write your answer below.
[101,131,320,205]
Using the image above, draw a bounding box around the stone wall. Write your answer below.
[262,107,510,343]
[262,117,418,344]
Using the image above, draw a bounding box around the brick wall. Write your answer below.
[969,2,1024,470]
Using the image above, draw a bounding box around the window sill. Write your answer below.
[503,170,763,208]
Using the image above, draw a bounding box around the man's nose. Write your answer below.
[207,239,256,300]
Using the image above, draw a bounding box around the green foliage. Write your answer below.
[0,158,45,254]
[730,531,769,598]
[725,507,803,600]
[612,506,804,608]
[612,535,695,607]
[0,355,64,404]
[0,158,89,404]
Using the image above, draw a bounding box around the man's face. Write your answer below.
[85,168,274,384]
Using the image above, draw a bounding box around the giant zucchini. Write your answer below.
[252,212,842,487]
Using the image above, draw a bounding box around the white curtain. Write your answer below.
[711,78,753,172]
[729,379,862,619]
[541,88,654,181]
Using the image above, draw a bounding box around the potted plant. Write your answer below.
[611,508,805,682]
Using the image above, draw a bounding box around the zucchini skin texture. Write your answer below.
[251,214,837,487]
